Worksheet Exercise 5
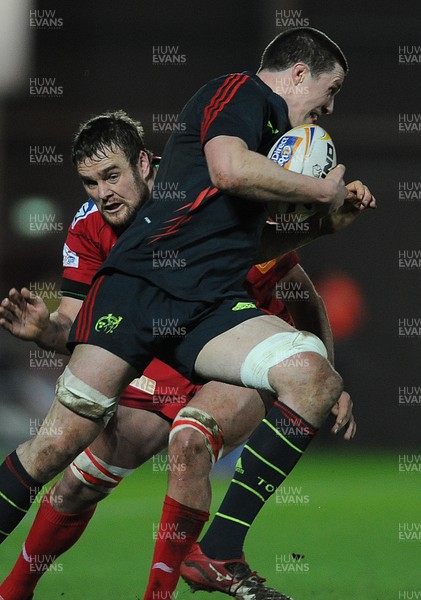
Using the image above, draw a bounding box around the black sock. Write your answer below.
[200,401,317,560]
[0,451,42,543]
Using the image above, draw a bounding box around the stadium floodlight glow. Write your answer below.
[10,195,62,237]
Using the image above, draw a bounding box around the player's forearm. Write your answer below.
[36,312,72,354]
[206,137,334,206]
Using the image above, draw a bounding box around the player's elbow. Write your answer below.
[205,135,248,194]
[208,163,242,193]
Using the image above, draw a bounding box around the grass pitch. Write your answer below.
[0,450,420,599]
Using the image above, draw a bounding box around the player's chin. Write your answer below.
[103,211,126,227]
[105,208,136,230]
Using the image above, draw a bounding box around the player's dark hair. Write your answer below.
[71,110,152,169]
[259,27,348,76]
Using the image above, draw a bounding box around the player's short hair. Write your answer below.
[259,27,348,77]
[71,110,151,168]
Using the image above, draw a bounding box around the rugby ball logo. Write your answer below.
[267,124,337,220]
[268,124,336,178]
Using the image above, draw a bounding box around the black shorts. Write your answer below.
[68,271,266,383]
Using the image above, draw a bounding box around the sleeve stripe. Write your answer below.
[200,73,249,145]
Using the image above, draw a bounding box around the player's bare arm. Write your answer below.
[280,264,355,440]
[204,134,348,210]
[0,288,81,354]
[281,264,333,362]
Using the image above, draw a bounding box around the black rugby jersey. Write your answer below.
[99,72,290,302]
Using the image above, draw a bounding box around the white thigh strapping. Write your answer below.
[56,365,118,425]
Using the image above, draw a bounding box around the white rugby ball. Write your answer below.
[267,124,336,221]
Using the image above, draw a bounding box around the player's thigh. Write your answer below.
[88,405,171,469]
[69,343,138,397]
[188,381,274,455]
[194,314,295,383]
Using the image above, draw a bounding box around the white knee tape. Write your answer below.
[56,366,118,424]
[169,407,224,464]
[71,448,134,495]
[240,331,328,392]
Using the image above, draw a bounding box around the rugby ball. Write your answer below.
[267,124,336,221]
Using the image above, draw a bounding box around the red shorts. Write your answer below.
[118,358,201,421]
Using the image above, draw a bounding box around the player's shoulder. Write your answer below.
[194,72,254,99]
[214,71,261,90]
[70,199,100,231]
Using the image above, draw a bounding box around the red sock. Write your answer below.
[0,489,95,600]
[143,495,209,600]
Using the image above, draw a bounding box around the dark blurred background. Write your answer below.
[1,0,420,451]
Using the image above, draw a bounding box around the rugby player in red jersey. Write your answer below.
[0,110,357,600]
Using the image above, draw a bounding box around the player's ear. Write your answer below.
[138,149,151,180]
[291,62,309,85]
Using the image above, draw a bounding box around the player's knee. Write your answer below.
[56,365,118,426]
[240,330,331,393]
[269,349,343,409]
[169,428,210,476]
[169,407,224,466]
[301,352,343,409]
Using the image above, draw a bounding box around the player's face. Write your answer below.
[77,148,151,231]
[287,64,345,127]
